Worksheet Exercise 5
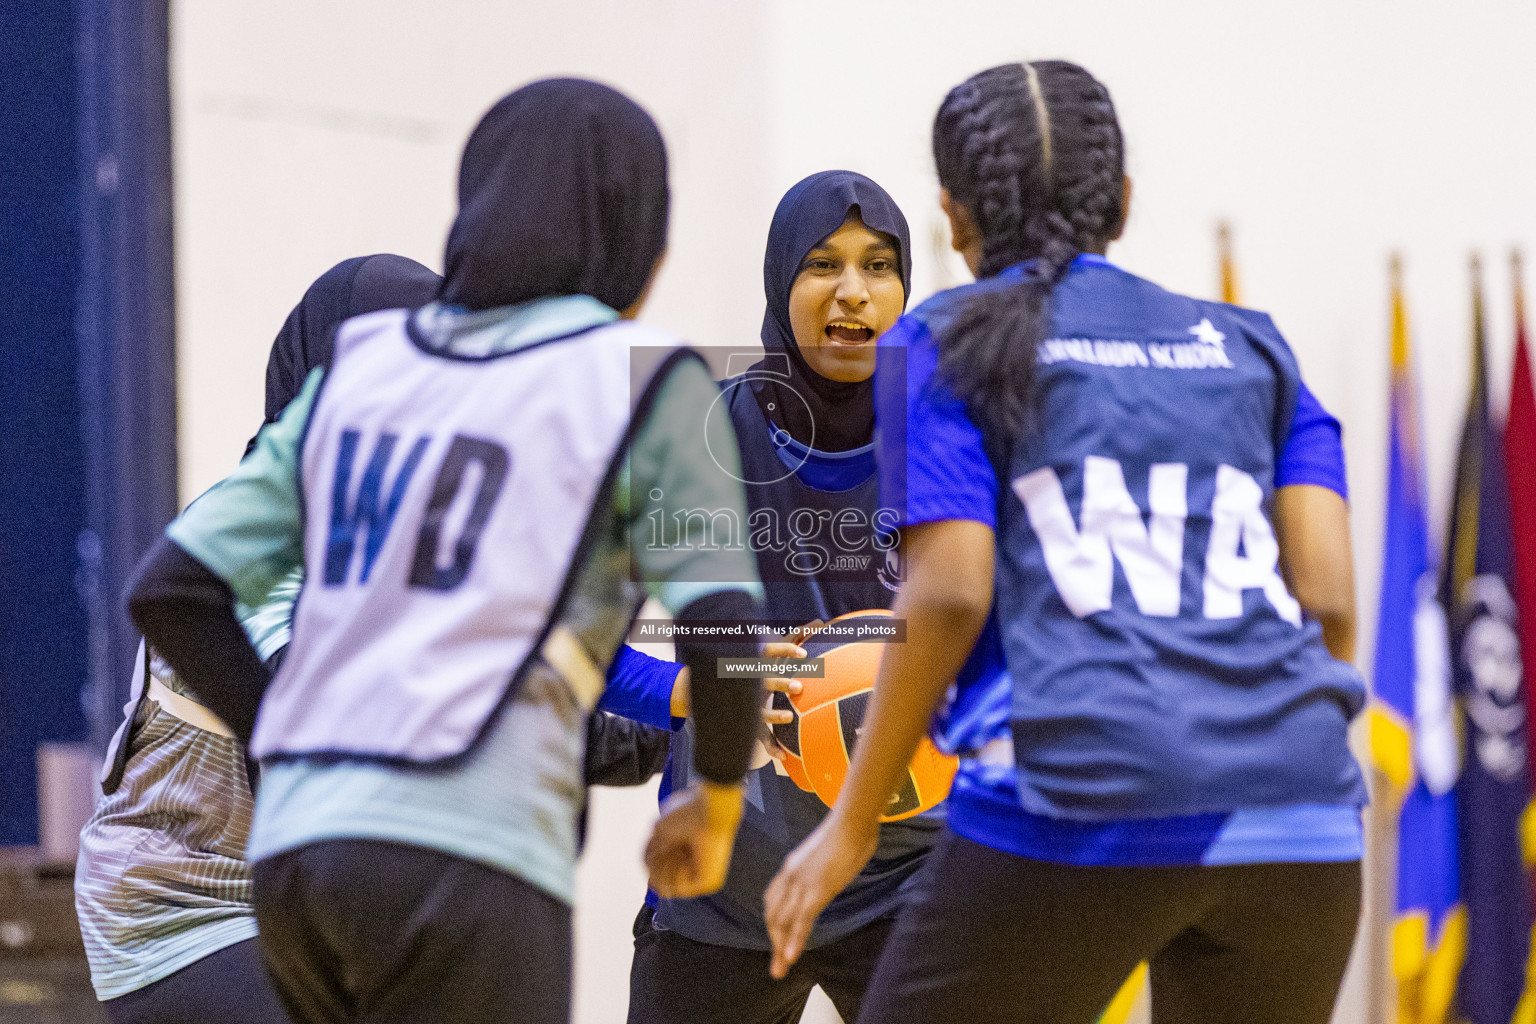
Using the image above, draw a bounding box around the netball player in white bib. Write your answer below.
[127,80,768,1024]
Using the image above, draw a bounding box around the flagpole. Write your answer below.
[1515,249,1525,327]
[1367,252,1409,1024]
[1450,254,1487,599]
[1218,221,1239,304]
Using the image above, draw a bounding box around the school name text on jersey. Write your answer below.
[1036,318,1236,371]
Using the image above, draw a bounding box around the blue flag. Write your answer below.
[1371,259,1465,1024]
[1444,259,1534,1024]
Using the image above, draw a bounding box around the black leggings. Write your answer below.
[252,840,571,1024]
[628,905,895,1024]
[857,830,1361,1024]
[105,937,291,1024]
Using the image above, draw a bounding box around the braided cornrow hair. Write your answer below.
[932,61,1125,439]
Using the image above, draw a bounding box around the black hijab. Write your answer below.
[439,79,669,313]
[754,170,911,453]
[255,254,439,444]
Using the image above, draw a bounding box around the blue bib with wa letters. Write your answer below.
[911,259,1367,821]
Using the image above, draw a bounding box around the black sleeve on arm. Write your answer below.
[583,712,671,787]
[674,589,764,786]
[126,536,270,745]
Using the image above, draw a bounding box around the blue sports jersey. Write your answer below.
[880,254,1365,867]
[602,373,938,951]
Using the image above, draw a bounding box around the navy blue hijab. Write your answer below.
[248,254,439,459]
[439,79,668,313]
[261,254,440,424]
[755,170,911,452]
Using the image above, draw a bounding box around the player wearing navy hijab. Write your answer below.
[80,247,672,1024]
[608,170,937,1024]
[767,62,1365,1024]
[127,80,768,1024]
[76,253,437,1024]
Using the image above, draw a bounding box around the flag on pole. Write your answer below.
[1446,255,1535,1024]
[1370,254,1465,1024]
[1512,254,1536,751]
[1509,251,1536,1024]
[1512,253,1536,775]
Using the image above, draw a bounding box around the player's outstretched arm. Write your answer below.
[603,641,803,728]
[601,645,689,729]
[764,518,994,978]
[587,636,802,788]
[626,357,772,898]
[644,588,764,899]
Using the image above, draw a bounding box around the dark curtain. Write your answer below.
[76,0,179,757]
[0,0,176,846]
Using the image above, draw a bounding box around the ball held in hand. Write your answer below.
[770,610,957,822]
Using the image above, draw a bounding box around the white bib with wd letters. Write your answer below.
[251,308,687,763]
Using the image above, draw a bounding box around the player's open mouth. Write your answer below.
[824,320,875,345]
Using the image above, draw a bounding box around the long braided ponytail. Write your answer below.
[932,61,1124,439]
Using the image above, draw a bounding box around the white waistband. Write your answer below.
[147,677,235,739]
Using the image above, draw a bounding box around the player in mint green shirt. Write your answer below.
[128,80,768,1024]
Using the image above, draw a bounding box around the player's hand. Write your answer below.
[671,641,806,724]
[645,781,745,899]
[760,641,806,728]
[764,808,879,979]
[762,640,807,662]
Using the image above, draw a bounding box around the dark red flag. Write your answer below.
[1501,251,1536,1021]
[1511,253,1536,769]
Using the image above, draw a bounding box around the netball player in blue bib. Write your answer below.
[127,80,768,1024]
[609,171,937,1024]
[766,62,1365,1024]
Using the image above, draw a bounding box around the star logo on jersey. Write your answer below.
[1188,318,1226,350]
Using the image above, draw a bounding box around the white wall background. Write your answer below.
[173,3,1536,1021]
